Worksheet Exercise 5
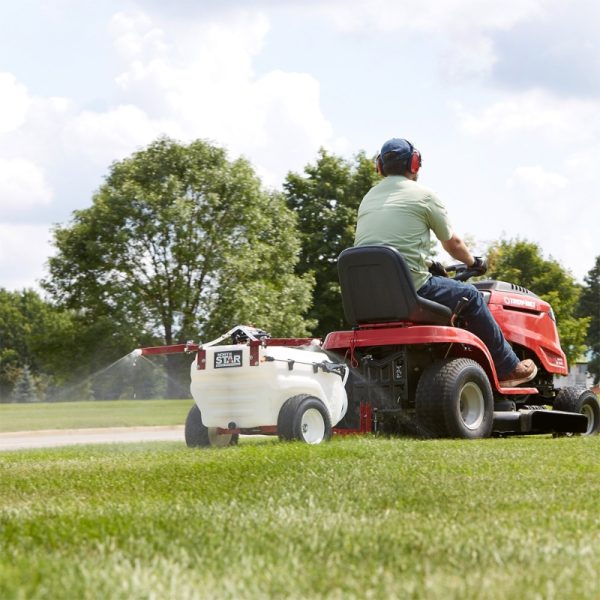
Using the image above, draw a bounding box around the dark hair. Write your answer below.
[381,152,409,176]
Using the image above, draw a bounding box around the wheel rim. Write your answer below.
[582,404,596,435]
[300,408,326,444]
[458,382,485,430]
[208,428,233,447]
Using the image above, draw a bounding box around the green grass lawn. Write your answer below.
[0,399,192,432]
[2,435,600,599]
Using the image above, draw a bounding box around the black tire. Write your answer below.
[277,394,332,444]
[415,358,494,439]
[184,404,239,448]
[553,387,600,436]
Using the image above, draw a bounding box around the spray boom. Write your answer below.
[136,341,200,356]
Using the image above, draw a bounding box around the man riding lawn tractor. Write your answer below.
[354,137,537,388]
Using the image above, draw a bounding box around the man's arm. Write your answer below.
[441,234,475,267]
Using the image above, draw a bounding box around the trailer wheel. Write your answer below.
[553,387,600,436]
[184,405,239,448]
[278,394,332,444]
[415,358,494,439]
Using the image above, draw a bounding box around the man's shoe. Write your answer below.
[499,359,538,387]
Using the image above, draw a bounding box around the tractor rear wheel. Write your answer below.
[415,358,494,439]
[553,387,600,436]
[278,394,332,444]
[184,404,239,448]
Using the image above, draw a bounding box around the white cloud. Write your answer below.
[0,7,334,199]
[508,165,568,192]
[315,0,553,78]
[440,33,498,82]
[564,146,600,180]
[504,165,570,231]
[111,9,266,98]
[105,8,335,182]
[0,93,75,169]
[110,10,168,61]
[62,105,172,166]
[140,0,565,84]
[251,71,332,142]
[0,72,31,134]
[0,158,52,211]
[0,223,52,290]
[0,4,336,203]
[457,90,600,143]
[318,0,550,33]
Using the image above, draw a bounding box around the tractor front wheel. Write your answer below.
[416,358,494,439]
[184,404,239,448]
[553,387,600,436]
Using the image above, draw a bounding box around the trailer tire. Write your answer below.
[278,394,332,444]
[184,404,239,448]
[553,387,600,436]
[415,358,494,439]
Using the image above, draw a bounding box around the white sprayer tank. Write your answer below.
[190,344,348,430]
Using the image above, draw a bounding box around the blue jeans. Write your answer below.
[417,276,519,378]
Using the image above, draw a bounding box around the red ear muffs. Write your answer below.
[409,149,421,174]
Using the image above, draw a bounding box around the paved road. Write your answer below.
[0,425,185,451]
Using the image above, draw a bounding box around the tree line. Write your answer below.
[1,137,597,402]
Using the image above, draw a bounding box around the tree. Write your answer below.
[486,239,589,365]
[577,256,600,384]
[284,149,379,336]
[44,137,314,397]
[0,288,76,401]
[0,290,27,400]
[12,365,37,403]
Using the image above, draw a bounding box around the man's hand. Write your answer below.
[429,261,448,277]
[470,256,487,275]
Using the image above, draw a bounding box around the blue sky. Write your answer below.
[0,0,599,290]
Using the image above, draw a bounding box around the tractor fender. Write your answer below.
[323,325,519,394]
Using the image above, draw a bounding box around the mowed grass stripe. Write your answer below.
[2,436,600,599]
[0,399,192,432]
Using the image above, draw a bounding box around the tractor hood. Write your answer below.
[474,280,568,376]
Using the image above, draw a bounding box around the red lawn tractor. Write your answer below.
[325,245,599,439]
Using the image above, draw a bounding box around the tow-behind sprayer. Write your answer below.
[138,325,349,446]
[137,246,600,446]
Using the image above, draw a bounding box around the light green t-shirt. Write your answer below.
[354,176,453,290]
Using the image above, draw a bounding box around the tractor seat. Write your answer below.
[337,246,452,327]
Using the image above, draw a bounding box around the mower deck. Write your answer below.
[492,409,588,436]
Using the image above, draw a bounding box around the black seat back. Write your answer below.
[337,246,452,326]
